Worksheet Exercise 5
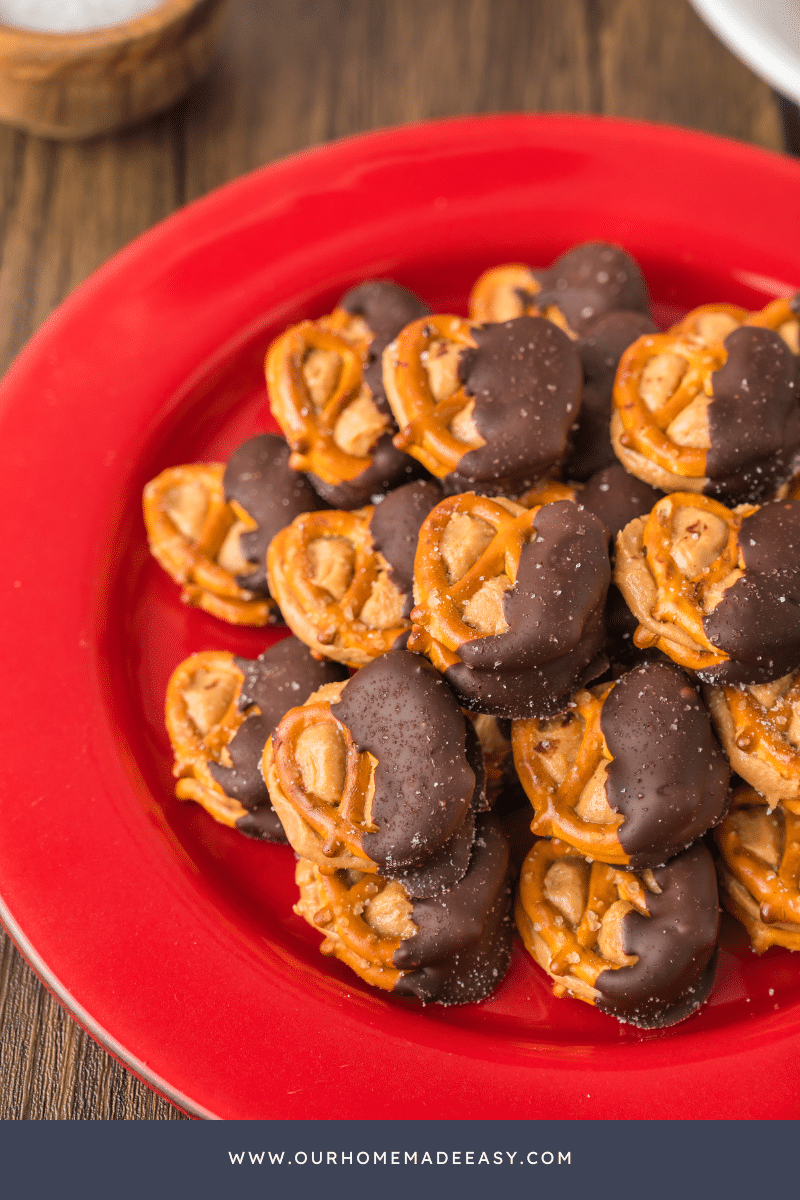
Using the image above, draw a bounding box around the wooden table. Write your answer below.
[0,0,789,1121]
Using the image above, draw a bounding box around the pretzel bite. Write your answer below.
[671,295,800,356]
[410,494,610,718]
[263,650,484,893]
[265,280,429,509]
[715,785,800,952]
[705,672,800,809]
[295,813,512,1004]
[468,263,547,322]
[612,324,800,504]
[267,481,441,667]
[165,640,347,841]
[616,493,800,684]
[512,660,729,867]
[516,838,720,1026]
[384,314,582,496]
[143,463,275,625]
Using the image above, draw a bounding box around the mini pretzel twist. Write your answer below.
[516,839,651,1002]
[408,493,538,669]
[513,687,628,863]
[295,860,413,991]
[266,311,380,485]
[627,492,746,673]
[271,703,378,866]
[716,787,800,951]
[710,675,800,810]
[165,651,250,827]
[613,333,725,479]
[267,507,409,665]
[468,264,543,323]
[143,464,275,625]
[383,315,483,477]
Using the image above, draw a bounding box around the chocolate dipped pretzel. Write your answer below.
[671,295,800,356]
[410,494,609,718]
[516,837,719,1027]
[143,463,276,625]
[263,650,484,894]
[267,480,441,667]
[265,280,429,509]
[468,263,547,323]
[165,640,347,841]
[705,672,800,809]
[384,314,582,496]
[715,785,800,952]
[612,323,800,504]
[616,493,800,684]
[295,812,513,1004]
[512,660,729,867]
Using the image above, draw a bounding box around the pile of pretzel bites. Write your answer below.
[144,243,800,1025]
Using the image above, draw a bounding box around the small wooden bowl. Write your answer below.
[0,0,229,139]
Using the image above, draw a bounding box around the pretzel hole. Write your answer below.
[639,352,687,412]
[424,338,464,403]
[295,723,347,805]
[574,761,615,824]
[533,711,585,787]
[182,666,239,737]
[358,571,406,630]
[361,878,416,938]
[333,388,387,457]
[749,676,793,711]
[694,312,739,345]
[216,520,253,575]
[309,536,356,600]
[669,505,728,577]
[461,574,512,634]
[779,320,799,354]
[441,513,496,583]
[449,396,482,445]
[665,394,711,449]
[597,900,639,966]
[163,481,209,541]
[303,348,342,410]
[543,858,590,929]
[731,807,783,870]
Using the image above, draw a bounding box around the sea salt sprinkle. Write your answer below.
[0,0,163,32]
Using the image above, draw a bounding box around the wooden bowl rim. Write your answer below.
[0,0,209,52]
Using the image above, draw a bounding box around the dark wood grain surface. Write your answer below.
[0,0,788,1121]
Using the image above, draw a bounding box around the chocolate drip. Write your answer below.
[223,433,323,594]
[235,806,288,843]
[596,842,720,1027]
[601,661,730,867]
[333,651,475,871]
[393,815,513,1005]
[702,500,800,683]
[579,464,663,540]
[339,279,430,417]
[535,242,650,335]
[369,479,443,615]
[706,326,800,502]
[309,433,424,509]
[451,317,582,494]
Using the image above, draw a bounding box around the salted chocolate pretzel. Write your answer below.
[267,480,441,668]
[468,263,546,323]
[611,322,799,503]
[265,280,429,509]
[512,660,729,868]
[615,493,800,684]
[410,494,609,717]
[143,464,276,625]
[516,837,719,1026]
[165,640,347,841]
[715,785,800,952]
[705,672,800,810]
[264,650,483,892]
[294,813,513,1004]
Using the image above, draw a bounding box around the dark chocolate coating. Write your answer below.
[208,637,347,843]
[701,500,800,684]
[566,310,659,479]
[369,479,443,616]
[445,503,610,717]
[579,463,663,540]
[535,242,650,335]
[339,279,430,417]
[223,433,323,595]
[596,841,720,1027]
[333,650,476,872]
[389,806,476,899]
[705,326,800,503]
[600,661,730,867]
[393,814,513,1005]
[308,433,424,509]
[448,317,582,495]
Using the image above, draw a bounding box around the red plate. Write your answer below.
[1,115,799,1120]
